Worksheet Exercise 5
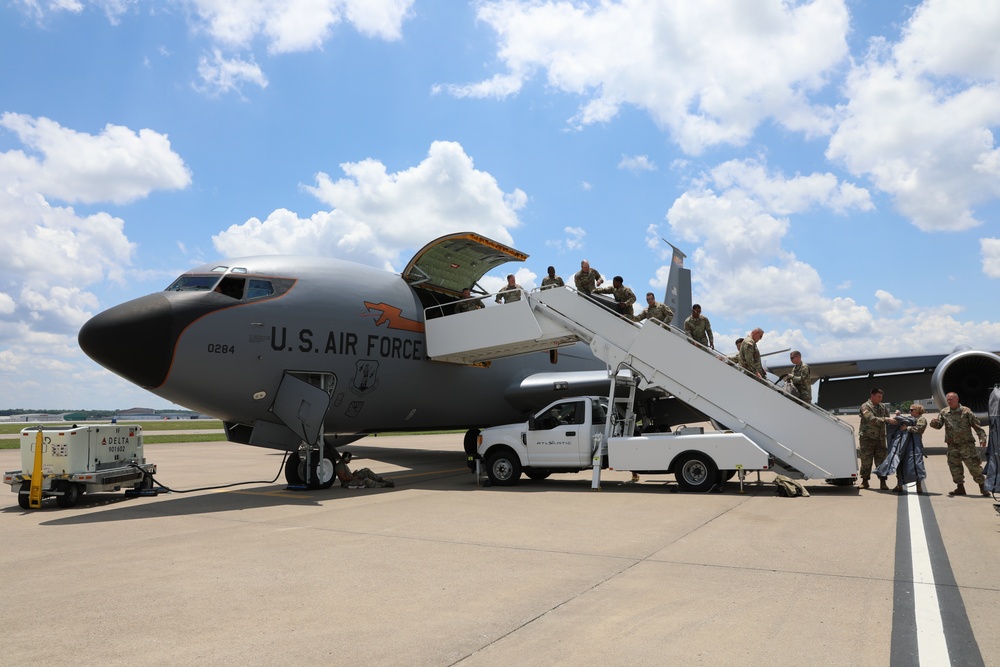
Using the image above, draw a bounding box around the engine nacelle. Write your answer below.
[930,349,1000,414]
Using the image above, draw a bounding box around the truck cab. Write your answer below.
[477,396,607,484]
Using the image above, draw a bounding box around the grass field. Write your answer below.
[0,420,226,448]
[0,420,224,435]
[0,421,461,449]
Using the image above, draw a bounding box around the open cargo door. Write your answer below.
[401,232,528,298]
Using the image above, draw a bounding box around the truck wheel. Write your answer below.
[525,470,551,481]
[674,453,718,493]
[485,450,521,486]
[18,484,31,510]
[56,482,81,508]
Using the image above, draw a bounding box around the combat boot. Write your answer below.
[915,481,923,494]
[860,478,870,489]
[980,482,990,497]
[948,484,967,497]
[878,477,889,490]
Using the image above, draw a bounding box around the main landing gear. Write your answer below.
[285,447,337,489]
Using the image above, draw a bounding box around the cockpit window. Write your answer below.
[166,275,219,291]
[165,273,293,302]
[215,276,246,299]
[246,279,274,299]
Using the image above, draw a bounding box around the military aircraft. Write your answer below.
[79,232,700,488]
[79,230,1000,488]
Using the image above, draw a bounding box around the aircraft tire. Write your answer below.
[56,482,81,508]
[286,451,337,489]
[17,485,31,510]
[674,453,718,493]
[485,449,521,486]
[284,452,305,485]
[313,454,336,490]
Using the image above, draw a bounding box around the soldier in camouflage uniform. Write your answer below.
[929,392,988,496]
[635,292,674,328]
[594,276,637,318]
[683,304,714,349]
[540,266,564,289]
[738,328,765,381]
[454,287,484,313]
[336,452,395,488]
[727,338,744,365]
[859,387,896,489]
[495,274,523,304]
[574,260,604,295]
[782,350,812,402]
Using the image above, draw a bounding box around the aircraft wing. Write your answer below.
[768,353,949,379]
[401,232,528,297]
[768,349,1000,413]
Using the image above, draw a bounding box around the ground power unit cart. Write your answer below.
[4,424,156,509]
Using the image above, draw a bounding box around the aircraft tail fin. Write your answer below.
[662,239,690,325]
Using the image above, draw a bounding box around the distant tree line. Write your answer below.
[0,409,199,419]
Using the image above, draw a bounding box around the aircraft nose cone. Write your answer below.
[79,293,175,388]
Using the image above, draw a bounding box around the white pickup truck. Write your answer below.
[475,396,772,492]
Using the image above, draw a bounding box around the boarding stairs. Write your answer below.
[425,287,857,480]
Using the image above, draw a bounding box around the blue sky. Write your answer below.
[2,0,1000,410]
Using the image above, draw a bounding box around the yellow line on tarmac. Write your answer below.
[225,466,469,496]
[389,467,468,479]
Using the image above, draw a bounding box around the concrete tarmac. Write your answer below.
[2,417,999,666]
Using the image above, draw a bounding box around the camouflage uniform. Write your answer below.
[574,268,603,295]
[929,404,987,485]
[786,362,811,401]
[454,297,484,313]
[540,276,564,289]
[858,399,890,480]
[738,335,763,379]
[338,463,394,488]
[594,283,637,318]
[635,301,674,328]
[496,283,523,304]
[684,315,713,347]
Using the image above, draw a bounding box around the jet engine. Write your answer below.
[930,349,1000,413]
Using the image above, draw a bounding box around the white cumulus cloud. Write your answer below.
[0,114,189,400]
[618,154,657,173]
[212,141,525,271]
[447,0,849,153]
[0,113,191,205]
[982,238,1000,278]
[827,1,1000,232]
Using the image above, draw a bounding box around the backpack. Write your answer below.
[774,474,810,497]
